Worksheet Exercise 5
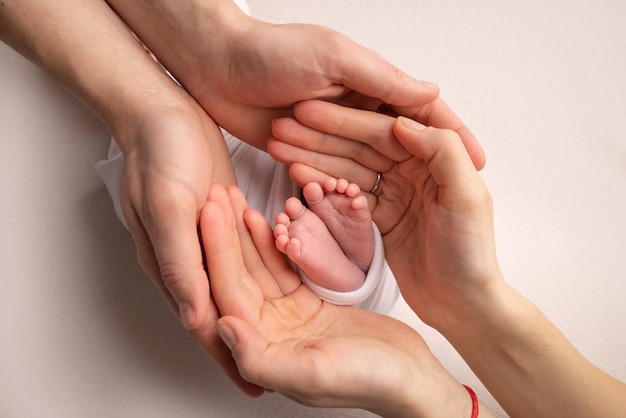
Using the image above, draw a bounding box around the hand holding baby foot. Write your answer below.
[274,179,373,293]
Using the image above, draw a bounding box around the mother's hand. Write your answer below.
[268,102,501,332]
[268,100,484,215]
[269,100,484,182]
[200,183,470,418]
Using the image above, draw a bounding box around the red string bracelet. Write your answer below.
[463,385,479,418]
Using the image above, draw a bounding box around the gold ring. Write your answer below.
[369,172,383,195]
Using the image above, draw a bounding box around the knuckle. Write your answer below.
[159,262,187,293]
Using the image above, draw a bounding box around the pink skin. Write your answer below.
[274,178,374,292]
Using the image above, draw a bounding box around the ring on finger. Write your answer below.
[369,172,383,195]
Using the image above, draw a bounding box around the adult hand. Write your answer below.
[384,117,502,330]
[1,0,261,395]
[199,183,476,418]
[114,90,267,396]
[116,91,233,323]
[268,102,501,331]
[268,100,484,201]
[105,0,485,166]
[269,103,626,418]
[183,17,444,150]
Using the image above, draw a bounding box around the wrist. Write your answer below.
[425,270,511,342]
[106,0,253,93]
[368,350,474,418]
[87,43,195,155]
[0,0,191,152]
[383,383,474,418]
[434,274,547,375]
[106,85,191,154]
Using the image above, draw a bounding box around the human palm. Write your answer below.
[268,102,499,327]
[200,184,453,415]
[372,130,499,328]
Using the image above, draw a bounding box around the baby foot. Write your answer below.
[274,179,373,293]
[304,178,374,273]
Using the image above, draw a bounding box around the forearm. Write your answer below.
[440,277,626,417]
[104,0,250,92]
[369,342,498,418]
[0,0,183,146]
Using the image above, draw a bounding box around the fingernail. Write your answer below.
[217,322,237,350]
[420,80,439,91]
[399,116,427,131]
[179,303,196,328]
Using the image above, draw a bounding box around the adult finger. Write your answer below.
[196,185,269,396]
[140,189,212,331]
[271,116,395,171]
[216,316,303,394]
[287,163,379,211]
[225,186,288,300]
[293,97,485,171]
[392,117,479,191]
[292,100,411,162]
[393,98,486,170]
[268,139,383,193]
[330,39,485,169]
[330,35,440,108]
[124,211,179,313]
[200,184,264,319]
[242,207,302,296]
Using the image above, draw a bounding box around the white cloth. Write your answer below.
[234,0,250,14]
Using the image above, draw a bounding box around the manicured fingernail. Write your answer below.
[217,322,237,350]
[399,116,426,131]
[180,303,196,328]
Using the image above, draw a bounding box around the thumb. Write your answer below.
[217,316,316,395]
[393,116,478,189]
[216,316,273,387]
[144,196,212,331]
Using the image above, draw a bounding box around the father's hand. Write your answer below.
[115,91,264,396]
[104,0,482,164]
[184,17,443,150]
[200,183,469,417]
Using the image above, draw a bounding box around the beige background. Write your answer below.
[2,1,625,417]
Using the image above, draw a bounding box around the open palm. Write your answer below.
[268,102,499,328]
[200,184,458,416]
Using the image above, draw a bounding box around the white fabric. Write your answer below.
[299,221,397,308]
[95,140,126,227]
[233,0,250,14]
[223,132,298,228]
